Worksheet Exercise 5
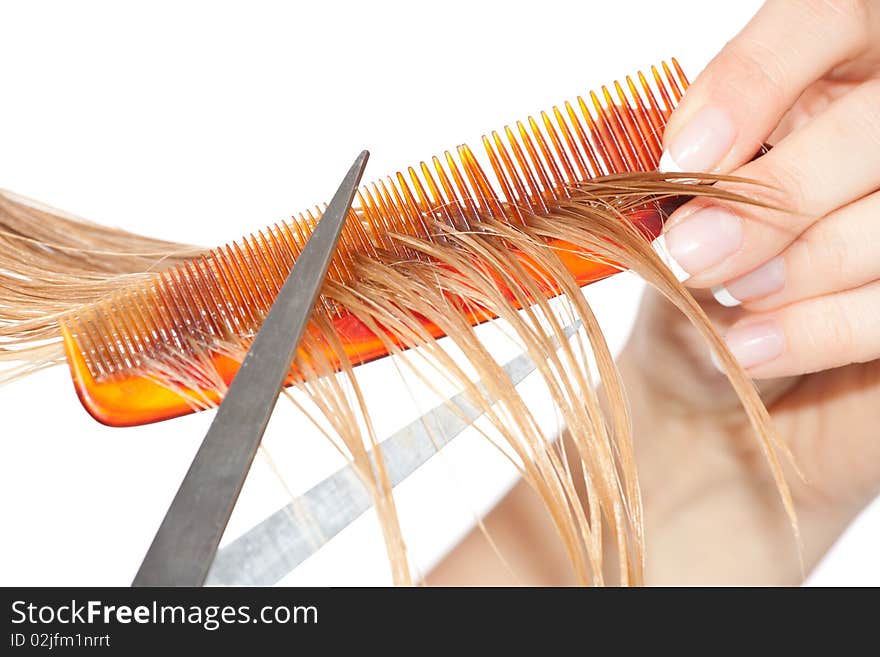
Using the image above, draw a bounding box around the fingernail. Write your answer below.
[659,106,737,173]
[711,285,741,307]
[658,206,743,280]
[712,257,785,307]
[651,233,690,282]
[723,320,784,369]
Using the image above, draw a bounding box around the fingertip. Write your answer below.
[712,285,742,308]
[651,233,691,283]
[658,149,683,174]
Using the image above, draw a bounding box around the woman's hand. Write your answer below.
[431,1,880,586]
[655,0,880,378]
[631,0,880,583]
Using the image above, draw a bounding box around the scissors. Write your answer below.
[132,150,369,587]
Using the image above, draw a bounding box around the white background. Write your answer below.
[0,0,876,586]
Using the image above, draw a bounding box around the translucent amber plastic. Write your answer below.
[61,60,691,426]
[63,207,676,426]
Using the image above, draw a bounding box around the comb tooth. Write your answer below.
[220,243,261,329]
[76,317,104,380]
[263,227,302,293]
[662,60,684,101]
[176,261,215,342]
[343,206,371,263]
[515,120,554,202]
[67,314,102,379]
[203,250,240,336]
[588,90,629,173]
[443,151,479,227]
[529,114,569,196]
[115,294,148,366]
[184,259,227,338]
[546,109,582,182]
[266,224,294,271]
[578,95,617,174]
[354,189,387,254]
[333,210,361,279]
[123,288,160,360]
[347,204,378,260]
[601,85,641,171]
[385,175,417,238]
[614,80,655,171]
[392,173,434,265]
[651,64,674,116]
[380,177,417,248]
[564,100,603,177]
[198,254,240,337]
[304,210,339,317]
[250,231,284,295]
[134,283,164,352]
[276,220,303,264]
[417,161,454,230]
[90,301,124,376]
[63,317,89,375]
[360,186,394,252]
[614,81,653,170]
[176,264,216,341]
[395,171,433,240]
[637,70,666,139]
[371,180,403,255]
[493,129,535,215]
[231,240,270,315]
[168,268,210,345]
[328,213,354,281]
[625,75,663,163]
[111,294,144,360]
[300,210,326,276]
[671,57,690,91]
[505,125,548,214]
[406,166,443,237]
[92,305,124,377]
[289,213,312,259]
[256,229,288,288]
[94,298,127,373]
[482,134,525,224]
[432,155,470,230]
[152,277,188,354]
[131,283,174,351]
[79,309,113,378]
[372,181,409,256]
[458,144,505,219]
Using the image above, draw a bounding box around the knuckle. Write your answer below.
[813,0,871,50]
[758,159,812,215]
[805,222,849,276]
[720,39,789,109]
[802,298,855,359]
[816,0,868,25]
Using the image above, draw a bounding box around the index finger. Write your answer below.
[660,0,870,174]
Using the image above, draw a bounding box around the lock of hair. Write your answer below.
[60,59,690,426]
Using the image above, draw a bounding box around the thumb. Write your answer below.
[660,0,868,174]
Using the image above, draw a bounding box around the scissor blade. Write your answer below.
[133,150,369,587]
[207,321,582,586]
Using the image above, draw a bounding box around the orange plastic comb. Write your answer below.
[61,60,689,426]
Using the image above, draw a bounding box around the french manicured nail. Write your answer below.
[712,257,785,307]
[653,206,743,281]
[723,320,784,369]
[659,106,737,173]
